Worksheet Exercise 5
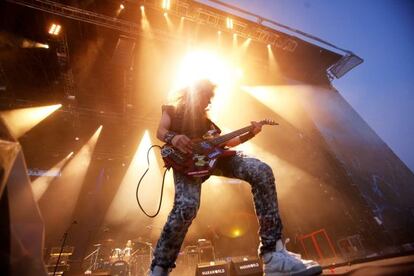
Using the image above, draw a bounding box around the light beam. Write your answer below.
[31,152,73,201]
[0,104,61,138]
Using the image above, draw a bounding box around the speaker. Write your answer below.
[230,258,262,276]
[196,260,229,276]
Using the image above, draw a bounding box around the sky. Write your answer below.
[199,0,414,172]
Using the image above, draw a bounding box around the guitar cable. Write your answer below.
[136,145,169,218]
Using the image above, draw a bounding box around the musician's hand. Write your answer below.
[172,134,193,154]
[251,121,262,135]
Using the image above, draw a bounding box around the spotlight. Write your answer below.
[21,40,49,49]
[162,0,171,10]
[120,3,125,10]
[140,5,145,11]
[267,44,271,48]
[48,23,61,36]
[226,17,233,29]
[232,228,242,237]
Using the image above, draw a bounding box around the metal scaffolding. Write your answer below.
[6,0,362,79]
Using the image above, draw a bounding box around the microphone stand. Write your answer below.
[53,221,77,276]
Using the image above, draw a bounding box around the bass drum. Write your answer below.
[110,260,129,276]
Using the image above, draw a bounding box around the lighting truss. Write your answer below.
[6,0,362,79]
[138,0,298,52]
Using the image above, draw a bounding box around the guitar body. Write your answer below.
[160,119,277,177]
[161,139,235,177]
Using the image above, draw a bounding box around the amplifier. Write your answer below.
[230,258,262,276]
[196,261,229,276]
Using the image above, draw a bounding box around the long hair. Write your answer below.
[169,80,216,137]
[171,79,216,118]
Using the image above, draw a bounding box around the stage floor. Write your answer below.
[322,254,414,275]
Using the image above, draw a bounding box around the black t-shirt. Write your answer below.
[162,105,221,139]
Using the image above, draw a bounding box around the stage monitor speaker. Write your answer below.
[196,260,229,276]
[230,258,262,276]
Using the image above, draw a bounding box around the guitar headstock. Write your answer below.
[259,119,279,126]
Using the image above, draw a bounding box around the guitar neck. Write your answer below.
[210,125,253,146]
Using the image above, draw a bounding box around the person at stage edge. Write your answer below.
[150,79,322,276]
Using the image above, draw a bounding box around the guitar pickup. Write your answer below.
[208,149,221,158]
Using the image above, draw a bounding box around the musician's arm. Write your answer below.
[223,121,263,148]
[225,137,242,148]
[156,111,172,142]
[157,111,193,153]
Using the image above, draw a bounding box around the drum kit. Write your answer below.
[85,238,153,276]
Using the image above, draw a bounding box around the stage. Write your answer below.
[1,0,414,276]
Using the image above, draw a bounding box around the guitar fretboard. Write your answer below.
[210,125,253,146]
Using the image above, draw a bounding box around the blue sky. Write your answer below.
[199,0,414,171]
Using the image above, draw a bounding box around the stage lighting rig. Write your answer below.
[162,0,171,10]
[226,17,233,29]
[48,23,61,36]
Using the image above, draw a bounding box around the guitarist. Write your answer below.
[150,79,322,276]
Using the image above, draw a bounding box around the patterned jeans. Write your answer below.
[151,152,283,270]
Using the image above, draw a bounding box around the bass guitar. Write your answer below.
[160,119,278,177]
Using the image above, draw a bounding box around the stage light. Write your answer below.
[241,85,310,129]
[162,0,171,10]
[232,33,238,49]
[163,12,173,30]
[232,228,241,238]
[217,30,221,35]
[266,43,279,72]
[116,3,125,16]
[172,50,245,121]
[140,5,145,11]
[31,151,73,201]
[21,39,49,49]
[40,125,102,233]
[0,104,61,138]
[226,18,233,29]
[178,16,185,33]
[105,130,173,234]
[48,23,61,36]
[172,50,234,92]
[239,38,251,53]
[140,3,152,34]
